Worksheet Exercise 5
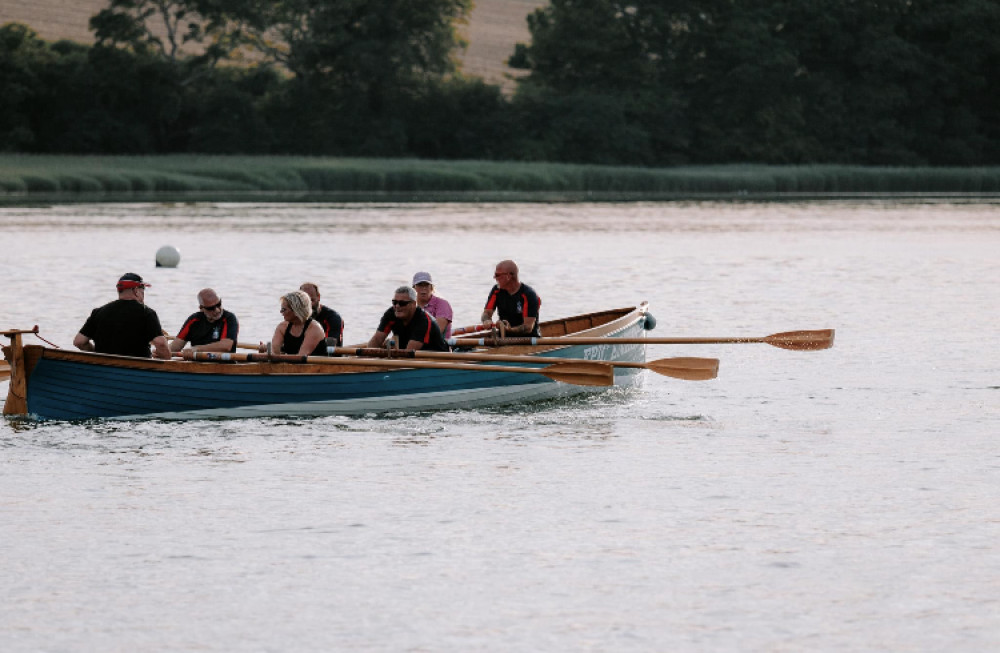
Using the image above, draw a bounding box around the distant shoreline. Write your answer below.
[4,191,1000,206]
[3,155,1000,204]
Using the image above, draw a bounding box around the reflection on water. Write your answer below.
[2,199,999,235]
[1,201,998,651]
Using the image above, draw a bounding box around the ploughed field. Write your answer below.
[0,0,544,89]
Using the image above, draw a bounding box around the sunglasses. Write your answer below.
[493,272,511,278]
[391,300,414,307]
[200,301,222,311]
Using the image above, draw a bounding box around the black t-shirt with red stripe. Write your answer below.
[484,283,541,336]
[377,306,450,351]
[314,305,344,346]
[176,310,239,352]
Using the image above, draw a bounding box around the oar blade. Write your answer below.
[542,361,615,387]
[647,357,719,381]
[763,329,835,351]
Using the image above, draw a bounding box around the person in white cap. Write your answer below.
[73,272,171,359]
[412,271,453,339]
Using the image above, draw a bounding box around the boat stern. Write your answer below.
[2,328,38,416]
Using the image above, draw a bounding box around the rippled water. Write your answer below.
[1,201,998,651]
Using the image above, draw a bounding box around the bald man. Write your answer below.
[481,260,541,337]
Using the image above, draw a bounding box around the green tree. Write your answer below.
[510,0,1000,164]
[900,0,1000,163]
[510,0,691,163]
[404,77,512,159]
[220,1,467,77]
[90,0,235,67]
[770,0,926,164]
[186,66,283,153]
[0,24,54,150]
[191,0,475,154]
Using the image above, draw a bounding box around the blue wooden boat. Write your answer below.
[3,305,651,420]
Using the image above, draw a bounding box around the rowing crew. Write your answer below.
[72,260,541,360]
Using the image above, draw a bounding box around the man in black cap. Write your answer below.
[73,272,171,359]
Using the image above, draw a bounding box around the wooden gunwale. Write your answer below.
[29,347,401,375]
[457,305,643,356]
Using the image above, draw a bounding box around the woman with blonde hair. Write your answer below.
[263,290,327,356]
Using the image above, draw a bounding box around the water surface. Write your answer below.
[1,201,998,651]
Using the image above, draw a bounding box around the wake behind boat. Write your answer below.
[3,305,655,421]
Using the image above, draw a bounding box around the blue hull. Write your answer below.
[13,307,649,420]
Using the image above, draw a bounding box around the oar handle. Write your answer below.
[330,347,417,358]
[181,350,303,363]
[450,322,496,336]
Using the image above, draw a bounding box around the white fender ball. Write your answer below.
[155,245,181,268]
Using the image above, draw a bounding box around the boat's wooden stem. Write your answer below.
[330,347,719,381]
[1,328,36,416]
[450,329,836,352]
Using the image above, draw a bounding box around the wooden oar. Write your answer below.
[450,322,496,336]
[331,347,719,381]
[0,360,10,381]
[166,336,261,352]
[449,329,836,351]
[179,350,614,386]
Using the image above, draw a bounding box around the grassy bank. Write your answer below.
[2,154,1000,202]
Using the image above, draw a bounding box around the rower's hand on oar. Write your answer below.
[257,341,266,353]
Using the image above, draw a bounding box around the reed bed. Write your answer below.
[2,155,1000,200]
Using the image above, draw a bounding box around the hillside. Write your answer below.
[0,0,544,89]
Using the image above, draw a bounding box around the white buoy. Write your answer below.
[155,245,181,268]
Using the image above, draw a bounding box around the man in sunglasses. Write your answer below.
[74,272,171,359]
[169,288,240,354]
[481,259,541,337]
[367,286,450,352]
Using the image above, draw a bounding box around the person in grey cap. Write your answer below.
[412,271,453,339]
[73,272,171,359]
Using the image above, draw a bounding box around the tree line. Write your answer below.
[2,0,999,165]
